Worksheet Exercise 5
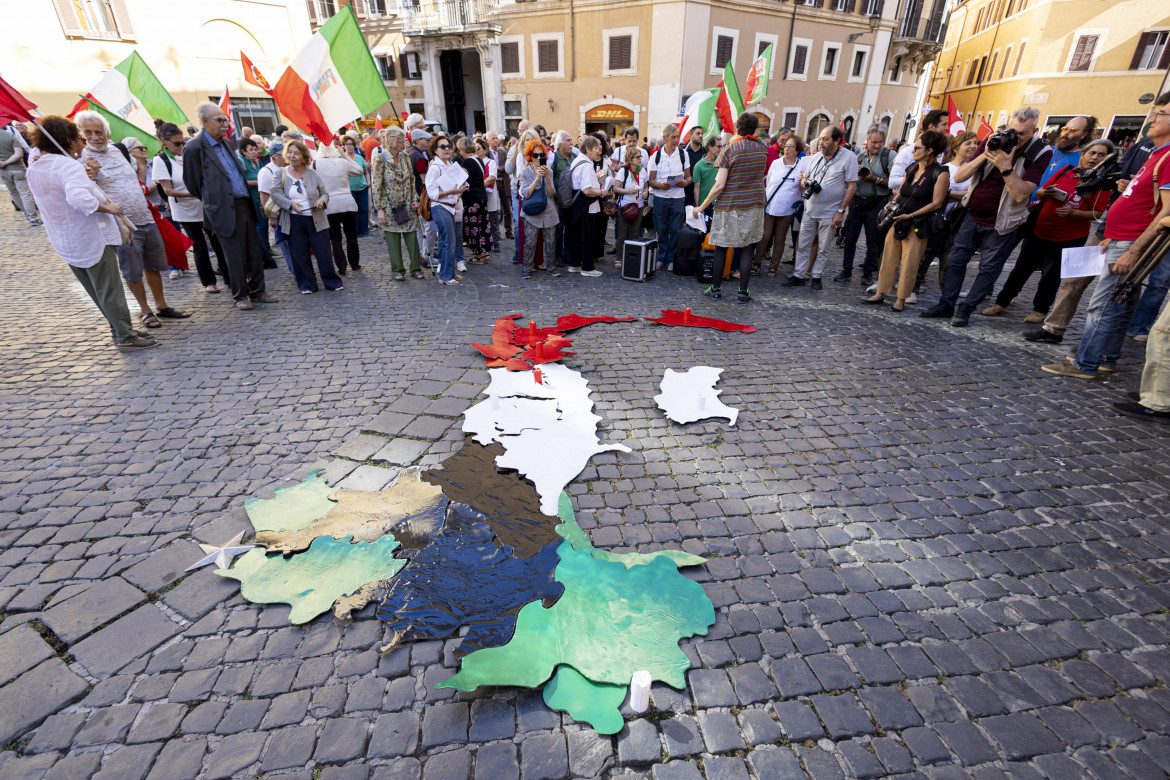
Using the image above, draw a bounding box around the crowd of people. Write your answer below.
[11,91,1170,422]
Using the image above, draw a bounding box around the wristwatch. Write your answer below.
[1000,168,1014,177]
[837,208,846,213]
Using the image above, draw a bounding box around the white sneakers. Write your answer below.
[566,266,580,274]
[906,292,917,304]
[169,269,184,279]
[580,270,602,277]
[456,261,467,273]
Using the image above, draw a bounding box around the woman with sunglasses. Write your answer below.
[424,134,468,285]
[268,140,343,294]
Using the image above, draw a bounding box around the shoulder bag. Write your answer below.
[262,168,286,219]
[522,169,549,216]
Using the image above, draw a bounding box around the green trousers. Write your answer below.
[384,229,421,275]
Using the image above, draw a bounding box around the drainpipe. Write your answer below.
[970,5,1001,120]
[569,0,576,81]
[783,0,798,80]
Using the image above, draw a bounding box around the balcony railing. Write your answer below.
[399,0,497,34]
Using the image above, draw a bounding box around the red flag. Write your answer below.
[241,52,274,96]
[217,85,234,137]
[946,96,967,134]
[374,113,383,131]
[977,118,994,141]
[66,96,91,119]
[0,75,37,125]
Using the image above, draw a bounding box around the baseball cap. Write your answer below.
[411,129,433,141]
[269,141,284,155]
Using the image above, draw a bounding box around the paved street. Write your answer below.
[1,206,1168,780]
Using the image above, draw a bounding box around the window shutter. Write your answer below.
[501,42,520,74]
[1161,35,1170,69]
[306,0,319,23]
[386,56,396,80]
[1070,35,1096,71]
[715,35,733,69]
[1014,42,1026,75]
[1130,32,1155,70]
[759,40,770,56]
[52,0,87,37]
[108,0,136,40]
[793,44,808,74]
[538,40,558,73]
[399,52,409,77]
[609,35,631,70]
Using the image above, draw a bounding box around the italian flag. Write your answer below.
[84,99,162,156]
[744,44,773,106]
[714,62,745,133]
[272,6,390,142]
[678,88,721,140]
[83,52,187,156]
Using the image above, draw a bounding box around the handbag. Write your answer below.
[262,168,286,219]
[113,213,135,245]
[913,210,947,239]
[417,186,432,221]
[621,203,639,222]
[522,172,549,216]
[393,205,410,225]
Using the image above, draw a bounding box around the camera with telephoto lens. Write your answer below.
[985,128,1019,153]
[802,180,823,200]
[876,199,902,233]
[1074,150,1123,197]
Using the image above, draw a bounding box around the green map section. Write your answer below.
[244,469,337,533]
[543,665,627,735]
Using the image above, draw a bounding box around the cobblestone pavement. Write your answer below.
[1,205,1168,780]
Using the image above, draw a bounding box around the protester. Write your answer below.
[77,111,186,326]
[837,129,894,284]
[550,130,577,265]
[269,140,342,294]
[239,137,277,268]
[647,125,691,271]
[409,130,436,269]
[1115,215,1170,421]
[696,112,769,302]
[425,133,468,285]
[1042,94,1170,379]
[182,103,273,309]
[755,136,805,276]
[919,107,1052,326]
[613,143,647,260]
[360,130,380,162]
[154,124,229,292]
[370,127,423,281]
[861,131,950,312]
[0,122,40,225]
[784,125,858,289]
[911,129,980,297]
[125,136,192,281]
[888,109,948,191]
[27,116,155,349]
[312,142,363,275]
[517,140,560,280]
[565,135,606,277]
[257,141,294,274]
[983,139,1113,323]
[477,138,501,255]
[457,136,493,263]
[489,132,514,240]
[692,137,723,224]
[342,135,371,237]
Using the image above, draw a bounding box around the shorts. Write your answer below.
[115,223,168,282]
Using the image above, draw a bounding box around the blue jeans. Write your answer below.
[653,197,685,267]
[354,188,370,236]
[511,192,521,263]
[940,215,1020,308]
[432,206,462,282]
[274,224,295,274]
[1073,241,1136,373]
[1128,272,1170,338]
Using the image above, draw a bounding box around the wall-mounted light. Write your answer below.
[849,14,882,43]
[548,98,555,112]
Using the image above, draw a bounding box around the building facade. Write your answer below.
[6,0,315,133]
[340,0,948,144]
[927,0,1170,145]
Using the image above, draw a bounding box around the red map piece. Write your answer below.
[511,322,567,346]
[519,343,576,365]
[553,314,639,333]
[644,309,756,333]
[471,314,527,362]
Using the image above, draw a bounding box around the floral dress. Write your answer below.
[370,148,419,234]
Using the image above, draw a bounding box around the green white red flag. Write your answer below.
[85,51,188,134]
[272,6,390,142]
[83,98,162,155]
[714,62,744,133]
[678,88,721,140]
[744,44,773,106]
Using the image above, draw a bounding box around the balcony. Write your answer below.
[890,0,946,66]
[399,0,500,37]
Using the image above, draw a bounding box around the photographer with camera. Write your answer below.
[1043,93,1170,380]
[984,138,1114,325]
[1115,215,1170,422]
[835,129,894,285]
[783,125,858,289]
[920,107,1052,327]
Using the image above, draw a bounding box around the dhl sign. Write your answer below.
[585,105,634,121]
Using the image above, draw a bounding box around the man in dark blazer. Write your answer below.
[183,104,276,310]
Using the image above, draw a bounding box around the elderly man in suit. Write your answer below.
[182,103,277,310]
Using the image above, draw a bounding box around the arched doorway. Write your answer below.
[806,113,830,142]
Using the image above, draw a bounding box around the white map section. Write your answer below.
[463,364,631,514]
[654,366,739,426]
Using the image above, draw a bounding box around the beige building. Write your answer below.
[926,0,1170,145]
[5,0,315,133]
[340,0,948,143]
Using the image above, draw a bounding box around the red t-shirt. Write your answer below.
[1033,167,1112,243]
[361,136,381,160]
[966,139,1052,228]
[1104,143,1170,242]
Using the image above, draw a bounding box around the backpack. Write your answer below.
[556,157,590,210]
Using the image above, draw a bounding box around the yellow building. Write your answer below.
[927,0,1170,144]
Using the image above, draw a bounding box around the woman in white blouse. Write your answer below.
[26,116,156,350]
[425,133,469,285]
[755,136,806,276]
[313,142,364,275]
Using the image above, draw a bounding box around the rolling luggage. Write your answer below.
[673,226,703,276]
[622,239,658,281]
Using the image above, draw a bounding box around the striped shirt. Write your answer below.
[715,137,768,211]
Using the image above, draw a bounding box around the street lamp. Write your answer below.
[848,14,881,43]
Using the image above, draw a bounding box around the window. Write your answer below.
[220,96,279,136]
[783,111,800,131]
[789,37,812,80]
[759,40,770,56]
[1000,45,1012,78]
[401,51,421,80]
[531,34,564,78]
[974,7,985,33]
[308,0,335,22]
[710,28,738,74]
[1130,31,1170,71]
[850,48,868,82]
[754,33,779,78]
[864,0,883,14]
[500,39,521,76]
[966,59,977,85]
[603,28,638,76]
[53,0,136,41]
[503,96,525,135]
[821,44,840,79]
[365,0,389,15]
[375,55,396,81]
[408,102,425,116]
[988,51,999,82]
[1014,40,1027,75]
[806,113,830,143]
[1067,34,1099,72]
[976,55,988,83]
[888,55,902,83]
[1005,0,1015,15]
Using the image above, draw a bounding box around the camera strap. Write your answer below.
[766,161,799,207]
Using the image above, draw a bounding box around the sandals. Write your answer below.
[156,307,190,319]
[412,271,425,279]
[205,285,220,293]
[394,274,405,281]
[766,270,777,277]
[140,312,161,328]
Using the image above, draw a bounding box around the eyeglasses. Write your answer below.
[294,180,303,193]
[1153,110,1170,119]
[437,144,450,150]
[211,117,230,124]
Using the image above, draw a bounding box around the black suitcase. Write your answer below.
[673,227,703,276]
[697,249,716,283]
[622,239,658,281]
